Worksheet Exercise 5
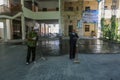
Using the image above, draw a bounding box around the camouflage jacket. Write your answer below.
[27,31,37,47]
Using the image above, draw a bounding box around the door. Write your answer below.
[84,25,90,37]
[84,24,96,37]
[68,25,73,36]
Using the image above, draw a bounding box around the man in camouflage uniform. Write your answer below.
[26,27,38,64]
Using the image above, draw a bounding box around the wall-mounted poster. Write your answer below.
[77,19,83,28]
[83,10,98,23]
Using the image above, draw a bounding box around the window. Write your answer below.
[69,25,73,34]
[111,5,116,9]
[56,7,59,11]
[68,7,73,11]
[70,20,72,23]
[68,15,70,19]
[85,25,90,32]
[85,6,90,11]
[76,6,79,11]
[104,6,108,10]
[42,8,47,11]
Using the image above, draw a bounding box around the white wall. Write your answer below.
[6,19,11,39]
[104,10,120,19]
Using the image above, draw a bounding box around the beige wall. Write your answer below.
[105,0,120,9]
[61,0,99,37]
[61,0,83,36]
[83,23,96,37]
[105,0,112,10]
[83,0,98,10]
[83,0,98,37]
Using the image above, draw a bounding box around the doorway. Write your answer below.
[84,24,96,37]
[12,20,22,39]
[40,23,59,38]
[68,25,73,35]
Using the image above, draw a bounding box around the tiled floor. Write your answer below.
[0,39,120,80]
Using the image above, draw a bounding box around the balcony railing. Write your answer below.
[0,3,22,15]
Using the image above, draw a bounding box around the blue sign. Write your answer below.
[83,10,98,23]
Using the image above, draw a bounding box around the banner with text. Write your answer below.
[83,10,98,23]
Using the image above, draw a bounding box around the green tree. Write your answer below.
[110,15,116,40]
[110,15,118,40]
[103,24,111,39]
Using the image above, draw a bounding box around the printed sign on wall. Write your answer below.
[83,10,98,23]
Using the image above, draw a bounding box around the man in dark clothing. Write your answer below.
[69,29,79,59]
[26,27,38,64]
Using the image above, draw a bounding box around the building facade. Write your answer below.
[0,0,120,42]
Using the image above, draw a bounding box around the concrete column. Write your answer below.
[10,20,13,39]
[6,19,11,40]
[59,0,62,35]
[21,0,25,40]
[21,0,24,6]
[97,1,101,38]
[44,24,46,36]
[32,0,35,11]
[3,20,7,42]
[39,24,41,36]
[21,14,25,40]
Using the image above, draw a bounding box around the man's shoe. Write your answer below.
[26,62,29,65]
[33,61,36,64]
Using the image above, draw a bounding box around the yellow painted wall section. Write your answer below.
[119,0,120,9]
[83,23,96,37]
[105,0,112,10]
[84,0,98,10]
